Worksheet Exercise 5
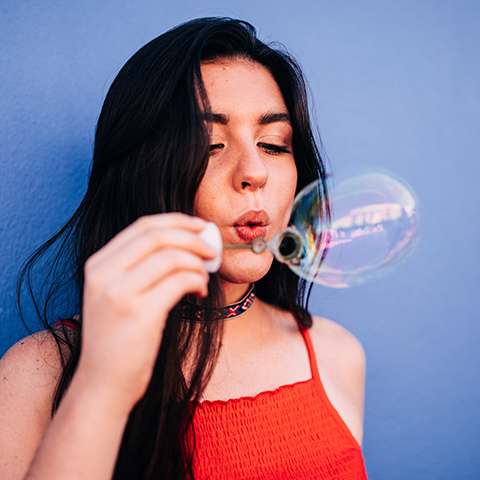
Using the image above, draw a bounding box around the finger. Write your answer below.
[109,248,209,296]
[87,224,218,279]
[142,270,210,316]
[87,213,208,268]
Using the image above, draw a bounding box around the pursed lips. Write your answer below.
[233,210,270,243]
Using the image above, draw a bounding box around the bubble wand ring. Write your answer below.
[223,227,304,263]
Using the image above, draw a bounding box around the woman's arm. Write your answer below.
[0,333,129,480]
[0,213,217,479]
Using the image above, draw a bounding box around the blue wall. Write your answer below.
[1,1,479,478]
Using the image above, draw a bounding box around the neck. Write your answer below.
[218,280,275,344]
[220,280,252,305]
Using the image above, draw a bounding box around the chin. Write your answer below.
[218,251,274,285]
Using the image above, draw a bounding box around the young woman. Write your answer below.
[0,18,367,479]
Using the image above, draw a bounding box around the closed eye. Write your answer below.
[209,143,224,155]
[258,142,292,155]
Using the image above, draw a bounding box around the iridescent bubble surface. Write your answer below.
[284,171,419,287]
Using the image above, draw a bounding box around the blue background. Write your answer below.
[1,1,479,478]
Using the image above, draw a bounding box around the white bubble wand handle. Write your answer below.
[198,222,223,273]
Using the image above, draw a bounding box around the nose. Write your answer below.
[232,143,268,192]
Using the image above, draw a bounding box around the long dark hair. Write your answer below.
[17,17,329,479]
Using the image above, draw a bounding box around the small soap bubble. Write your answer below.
[281,170,419,287]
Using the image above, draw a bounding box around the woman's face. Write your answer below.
[194,59,298,286]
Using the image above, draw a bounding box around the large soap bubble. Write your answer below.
[288,170,419,287]
[223,170,419,288]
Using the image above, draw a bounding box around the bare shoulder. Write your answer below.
[309,316,366,445]
[309,316,366,370]
[1,330,64,394]
[0,331,63,477]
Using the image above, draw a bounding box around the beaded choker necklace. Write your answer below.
[177,284,256,322]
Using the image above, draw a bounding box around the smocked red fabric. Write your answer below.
[189,326,367,479]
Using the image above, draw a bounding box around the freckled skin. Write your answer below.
[194,59,297,291]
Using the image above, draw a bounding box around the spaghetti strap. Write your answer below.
[53,318,80,331]
[298,324,321,384]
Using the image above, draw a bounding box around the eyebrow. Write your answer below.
[210,113,228,125]
[258,112,290,125]
[205,112,291,126]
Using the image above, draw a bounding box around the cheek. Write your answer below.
[278,165,298,217]
[193,187,209,219]
[193,159,224,219]
[193,180,221,221]
[193,166,211,217]
[288,170,298,200]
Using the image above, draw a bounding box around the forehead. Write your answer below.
[200,59,288,114]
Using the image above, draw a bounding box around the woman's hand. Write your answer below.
[75,213,218,413]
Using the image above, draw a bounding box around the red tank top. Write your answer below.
[189,325,367,479]
[54,319,367,478]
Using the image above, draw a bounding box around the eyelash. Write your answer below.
[258,143,291,155]
[209,144,224,155]
[209,143,291,156]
